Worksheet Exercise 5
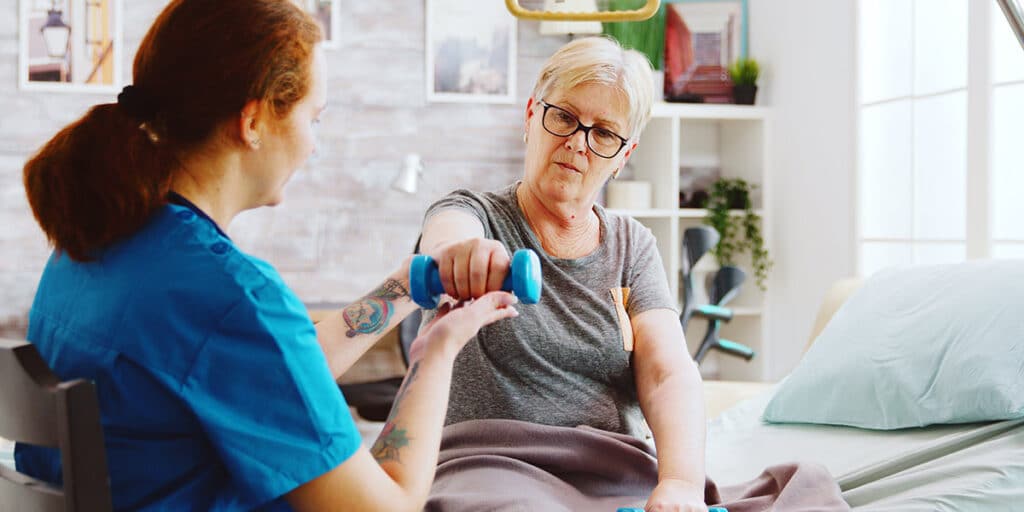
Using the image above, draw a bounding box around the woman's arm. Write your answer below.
[420,209,510,301]
[314,207,499,379]
[286,292,519,512]
[631,308,708,511]
[312,257,418,378]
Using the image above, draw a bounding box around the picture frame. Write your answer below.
[19,0,124,93]
[664,0,748,103]
[298,0,340,50]
[425,0,517,104]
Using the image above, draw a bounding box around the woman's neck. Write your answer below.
[169,151,246,232]
[516,183,600,259]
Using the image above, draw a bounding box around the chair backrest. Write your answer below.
[398,309,422,368]
[0,339,112,512]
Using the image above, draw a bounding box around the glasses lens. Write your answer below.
[543,106,579,136]
[588,128,622,158]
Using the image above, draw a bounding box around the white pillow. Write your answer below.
[764,260,1024,430]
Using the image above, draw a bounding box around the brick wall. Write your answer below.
[0,1,568,336]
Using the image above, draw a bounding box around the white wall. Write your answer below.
[750,0,858,379]
[2,0,863,380]
[0,1,566,336]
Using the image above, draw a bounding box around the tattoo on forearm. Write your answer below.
[342,279,409,337]
[371,362,420,463]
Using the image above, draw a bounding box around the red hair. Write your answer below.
[23,0,322,261]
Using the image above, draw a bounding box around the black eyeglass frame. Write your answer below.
[538,100,630,159]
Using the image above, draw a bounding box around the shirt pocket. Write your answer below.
[609,287,634,352]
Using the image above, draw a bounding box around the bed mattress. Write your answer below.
[706,386,1024,511]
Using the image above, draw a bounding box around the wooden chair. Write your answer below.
[0,338,112,512]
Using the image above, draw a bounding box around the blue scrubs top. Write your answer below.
[15,198,361,511]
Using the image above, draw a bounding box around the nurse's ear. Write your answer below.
[237,99,265,150]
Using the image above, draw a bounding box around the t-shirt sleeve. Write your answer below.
[181,272,360,508]
[625,220,678,316]
[423,189,493,239]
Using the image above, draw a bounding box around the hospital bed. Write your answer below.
[704,275,1024,511]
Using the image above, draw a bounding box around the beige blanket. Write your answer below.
[427,419,849,512]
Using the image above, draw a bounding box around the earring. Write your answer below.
[251,138,261,149]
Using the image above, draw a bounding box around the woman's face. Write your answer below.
[522,81,635,208]
[252,46,327,207]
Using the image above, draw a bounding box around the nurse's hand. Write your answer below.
[428,238,511,302]
[407,291,518,362]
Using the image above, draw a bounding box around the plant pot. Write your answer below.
[726,188,749,209]
[732,84,758,105]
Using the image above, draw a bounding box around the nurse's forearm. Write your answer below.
[369,345,457,507]
[313,258,418,379]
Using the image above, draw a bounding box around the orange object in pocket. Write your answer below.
[610,287,634,351]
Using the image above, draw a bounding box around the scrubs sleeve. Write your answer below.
[181,276,361,507]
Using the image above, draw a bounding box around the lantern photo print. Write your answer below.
[19,0,123,93]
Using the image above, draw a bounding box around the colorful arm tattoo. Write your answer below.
[371,362,420,463]
[342,278,409,338]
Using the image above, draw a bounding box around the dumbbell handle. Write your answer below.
[409,248,542,309]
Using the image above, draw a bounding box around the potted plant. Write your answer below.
[728,57,759,105]
[702,178,772,290]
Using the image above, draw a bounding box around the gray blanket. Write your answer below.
[427,419,849,512]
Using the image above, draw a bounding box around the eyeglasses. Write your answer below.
[538,101,629,159]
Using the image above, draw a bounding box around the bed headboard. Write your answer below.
[805,278,863,353]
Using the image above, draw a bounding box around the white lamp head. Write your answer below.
[391,153,423,194]
[40,8,71,59]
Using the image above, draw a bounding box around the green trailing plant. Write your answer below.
[728,57,760,86]
[602,0,666,71]
[702,178,772,290]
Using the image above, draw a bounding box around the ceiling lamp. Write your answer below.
[40,3,71,59]
[506,0,660,22]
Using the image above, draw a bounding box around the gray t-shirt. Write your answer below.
[423,183,676,438]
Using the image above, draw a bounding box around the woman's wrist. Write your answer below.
[412,338,458,368]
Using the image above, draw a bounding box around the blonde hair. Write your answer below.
[530,36,654,140]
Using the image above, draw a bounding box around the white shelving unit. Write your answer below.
[607,102,772,381]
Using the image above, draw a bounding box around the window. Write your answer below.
[857,0,1024,276]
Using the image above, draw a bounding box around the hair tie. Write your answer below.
[117,85,158,122]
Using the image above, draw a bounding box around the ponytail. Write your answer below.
[23,104,174,261]
[23,0,321,262]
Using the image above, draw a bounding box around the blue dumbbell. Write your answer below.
[409,248,542,309]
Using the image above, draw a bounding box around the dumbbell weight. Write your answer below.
[409,248,542,309]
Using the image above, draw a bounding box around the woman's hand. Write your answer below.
[428,238,511,301]
[408,291,518,362]
[644,478,707,512]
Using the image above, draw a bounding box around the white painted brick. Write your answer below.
[0,0,564,327]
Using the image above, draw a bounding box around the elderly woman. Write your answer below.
[419,37,706,511]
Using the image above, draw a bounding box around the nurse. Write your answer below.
[17,0,517,510]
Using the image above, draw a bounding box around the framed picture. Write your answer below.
[19,0,124,93]
[297,0,340,49]
[425,0,517,104]
[664,0,748,103]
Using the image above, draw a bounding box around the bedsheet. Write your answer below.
[707,386,1024,511]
